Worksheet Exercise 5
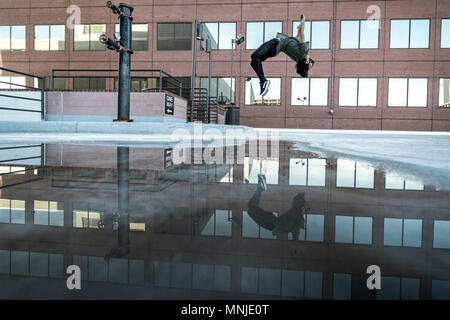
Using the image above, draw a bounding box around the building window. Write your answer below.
[292,20,330,49]
[340,20,379,49]
[157,76,191,99]
[385,173,424,190]
[439,78,450,108]
[0,76,26,89]
[433,220,450,249]
[72,202,105,229]
[201,22,236,50]
[114,77,148,91]
[291,78,328,106]
[384,218,422,247]
[338,78,377,107]
[441,19,450,48]
[34,76,65,90]
[73,77,106,90]
[0,199,25,224]
[335,216,373,245]
[288,214,325,242]
[34,25,65,51]
[200,210,232,237]
[74,24,106,51]
[336,159,374,189]
[289,158,326,186]
[390,19,430,49]
[388,78,428,107]
[0,25,26,51]
[33,200,64,227]
[245,77,281,105]
[200,77,235,104]
[246,21,282,50]
[157,22,192,50]
[115,23,148,50]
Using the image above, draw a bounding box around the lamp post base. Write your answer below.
[113,119,134,122]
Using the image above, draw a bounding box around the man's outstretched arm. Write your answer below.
[297,15,306,43]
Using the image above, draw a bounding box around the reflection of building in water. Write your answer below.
[0,143,450,299]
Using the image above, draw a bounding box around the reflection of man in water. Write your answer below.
[248,174,308,236]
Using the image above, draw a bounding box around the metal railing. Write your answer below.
[51,68,182,96]
[0,67,45,120]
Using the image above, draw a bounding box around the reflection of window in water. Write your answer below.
[336,159,374,189]
[288,214,324,242]
[241,267,322,298]
[242,211,278,240]
[0,250,63,278]
[34,200,64,226]
[333,273,420,300]
[153,261,231,292]
[0,166,26,175]
[385,173,424,190]
[200,210,232,237]
[335,216,372,245]
[433,220,450,249]
[129,205,146,232]
[73,255,144,285]
[0,199,25,224]
[243,157,279,185]
[289,158,326,186]
[72,202,104,229]
[384,218,422,247]
[153,207,190,235]
[432,280,450,300]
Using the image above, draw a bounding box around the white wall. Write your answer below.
[0,91,43,121]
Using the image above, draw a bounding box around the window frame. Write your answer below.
[292,20,331,50]
[383,218,423,248]
[441,18,450,49]
[389,18,431,49]
[0,25,26,51]
[438,78,450,108]
[340,19,380,50]
[34,24,66,51]
[199,77,236,104]
[387,77,429,108]
[245,21,283,50]
[338,77,378,107]
[73,23,106,51]
[201,21,237,50]
[244,76,282,106]
[290,77,329,107]
[114,23,149,51]
[334,215,373,245]
[156,22,192,51]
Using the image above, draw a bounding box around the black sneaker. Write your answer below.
[260,79,270,96]
[258,174,268,191]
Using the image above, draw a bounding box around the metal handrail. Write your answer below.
[51,68,182,97]
[0,67,45,120]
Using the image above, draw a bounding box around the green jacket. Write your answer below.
[275,32,310,62]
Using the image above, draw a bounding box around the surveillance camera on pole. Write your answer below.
[101,1,134,122]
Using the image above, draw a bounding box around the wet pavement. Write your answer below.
[0,141,449,300]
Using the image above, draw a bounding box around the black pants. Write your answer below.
[251,38,279,84]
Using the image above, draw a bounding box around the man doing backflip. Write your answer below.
[250,15,315,96]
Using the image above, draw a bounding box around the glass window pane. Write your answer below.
[401,278,420,300]
[311,21,329,49]
[30,252,49,277]
[339,78,358,106]
[241,267,258,293]
[73,255,88,281]
[410,19,429,48]
[354,217,372,244]
[170,262,191,289]
[360,20,379,49]
[408,78,427,107]
[11,200,25,224]
[305,271,322,298]
[335,216,353,243]
[434,220,450,249]
[282,270,304,297]
[310,78,328,106]
[132,24,148,50]
[214,265,231,292]
[439,78,450,107]
[50,25,65,50]
[0,250,10,274]
[0,199,9,223]
[441,19,450,48]
[129,259,144,285]
[153,261,170,287]
[49,201,64,226]
[341,21,359,49]
[34,200,49,225]
[35,25,50,51]
[0,26,10,50]
[289,158,307,185]
[293,21,311,42]
[192,264,214,290]
[403,219,422,247]
[355,162,374,188]
[204,23,218,50]
[245,78,281,105]
[308,159,326,186]
[88,256,108,282]
[264,22,282,43]
[384,218,402,246]
[377,276,401,300]
[390,20,409,48]
[218,23,236,50]
[306,214,324,242]
[291,78,310,106]
[333,273,352,300]
[358,78,377,106]
[108,258,128,284]
[74,25,89,50]
[336,159,355,187]
[215,210,232,236]
[432,280,450,300]
[49,253,64,278]
[242,211,259,238]
[259,268,281,296]
[388,78,408,106]
[11,25,26,51]
[246,22,263,50]
[11,250,28,276]
[385,173,405,189]
[90,24,105,50]
[217,78,235,104]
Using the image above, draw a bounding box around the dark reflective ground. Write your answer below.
[0,142,449,300]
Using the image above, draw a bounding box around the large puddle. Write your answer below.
[0,141,449,299]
